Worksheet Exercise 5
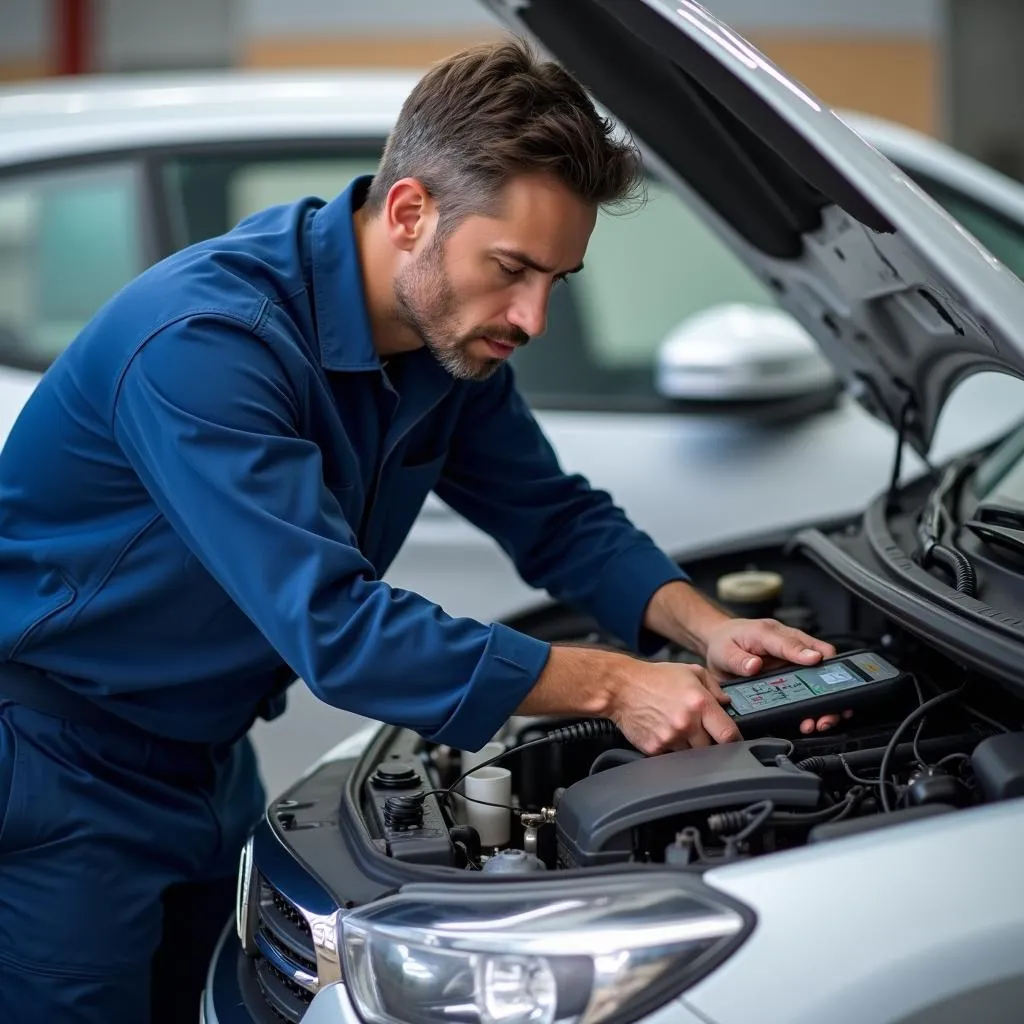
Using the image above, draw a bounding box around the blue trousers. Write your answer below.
[0,701,265,1023]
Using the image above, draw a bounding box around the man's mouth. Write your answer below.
[481,337,518,359]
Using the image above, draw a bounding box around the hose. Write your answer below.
[926,543,977,597]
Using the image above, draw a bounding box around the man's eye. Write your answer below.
[497,262,524,278]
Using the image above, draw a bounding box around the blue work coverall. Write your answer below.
[0,176,687,1021]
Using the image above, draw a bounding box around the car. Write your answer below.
[197,0,1024,1021]
[4,57,1024,795]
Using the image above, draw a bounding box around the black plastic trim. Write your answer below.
[793,526,1024,695]
[864,492,1024,642]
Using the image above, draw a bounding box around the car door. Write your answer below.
[0,159,150,441]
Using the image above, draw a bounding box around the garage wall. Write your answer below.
[946,0,1024,181]
[96,0,236,72]
[237,0,942,135]
[0,0,942,133]
[0,2,48,80]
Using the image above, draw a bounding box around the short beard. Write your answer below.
[393,235,505,382]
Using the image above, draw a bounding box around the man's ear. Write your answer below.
[383,178,436,254]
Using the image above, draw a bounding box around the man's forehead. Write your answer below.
[459,178,595,269]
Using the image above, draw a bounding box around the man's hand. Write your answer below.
[643,581,850,735]
[516,646,741,754]
[605,660,741,754]
[703,617,847,734]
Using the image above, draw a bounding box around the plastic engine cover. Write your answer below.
[556,739,821,867]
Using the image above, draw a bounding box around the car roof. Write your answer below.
[0,70,420,166]
[2,69,1024,226]
[837,109,1024,225]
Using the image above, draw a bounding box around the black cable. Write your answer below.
[769,788,864,826]
[926,544,978,597]
[839,753,881,786]
[415,719,618,817]
[879,688,964,812]
[936,752,972,770]
[886,391,914,512]
[911,718,927,767]
[734,801,775,843]
[916,460,978,597]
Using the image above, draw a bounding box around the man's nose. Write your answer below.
[507,287,549,339]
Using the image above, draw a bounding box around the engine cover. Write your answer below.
[555,739,821,867]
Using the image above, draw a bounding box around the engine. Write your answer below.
[359,550,1024,875]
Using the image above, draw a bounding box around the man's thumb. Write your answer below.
[718,643,762,678]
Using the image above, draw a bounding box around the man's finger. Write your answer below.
[716,639,764,677]
[702,673,730,704]
[703,699,742,745]
[758,623,836,667]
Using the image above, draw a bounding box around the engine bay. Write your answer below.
[353,527,1024,875]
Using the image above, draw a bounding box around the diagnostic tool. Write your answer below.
[722,649,907,734]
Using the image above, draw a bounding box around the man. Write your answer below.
[0,39,842,1022]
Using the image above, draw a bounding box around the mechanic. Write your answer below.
[0,39,843,1023]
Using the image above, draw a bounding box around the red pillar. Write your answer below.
[54,0,93,76]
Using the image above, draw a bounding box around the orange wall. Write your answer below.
[0,58,50,81]
[750,34,938,135]
[241,30,939,136]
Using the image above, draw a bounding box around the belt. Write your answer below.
[0,659,200,749]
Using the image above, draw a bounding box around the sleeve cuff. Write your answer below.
[587,543,690,655]
[430,622,552,751]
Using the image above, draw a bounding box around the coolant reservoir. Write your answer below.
[716,569,784,619]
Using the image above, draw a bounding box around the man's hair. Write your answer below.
[364,37,644,232]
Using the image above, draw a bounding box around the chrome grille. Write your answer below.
[254,956,315,1023]
[252,877,318,1022]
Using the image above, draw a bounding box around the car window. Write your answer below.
[162,151,382,250]
[512,178,776,407]
[908,174,1024,280]
[0,163,144,373]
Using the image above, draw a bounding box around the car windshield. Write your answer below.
[969,418,1024,505]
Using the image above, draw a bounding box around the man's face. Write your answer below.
[393,173,596,381]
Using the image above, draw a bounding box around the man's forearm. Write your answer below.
[514,644,631,718]
[643,580,732,656]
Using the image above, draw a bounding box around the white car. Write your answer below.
[198,2,1024,1022]
[3,53,1024,795]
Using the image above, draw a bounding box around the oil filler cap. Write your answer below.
[372,762,420,789]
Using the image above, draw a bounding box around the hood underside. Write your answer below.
[483,0,1024,454]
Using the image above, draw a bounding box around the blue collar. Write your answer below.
[309,175,382,373]
[309,176,457,414]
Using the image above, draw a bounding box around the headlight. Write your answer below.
[340,874,748,1024]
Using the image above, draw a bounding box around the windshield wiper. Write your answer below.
[964,502,1024,562]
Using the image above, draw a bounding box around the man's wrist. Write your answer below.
[643,580,732,656]
[516,644,630,720]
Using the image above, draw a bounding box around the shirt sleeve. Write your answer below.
[111,311,550,751]
[436,365,689,654]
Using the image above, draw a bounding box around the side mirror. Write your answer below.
[654,302,838,404]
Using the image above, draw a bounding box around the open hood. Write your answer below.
[481,0,1024,455]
